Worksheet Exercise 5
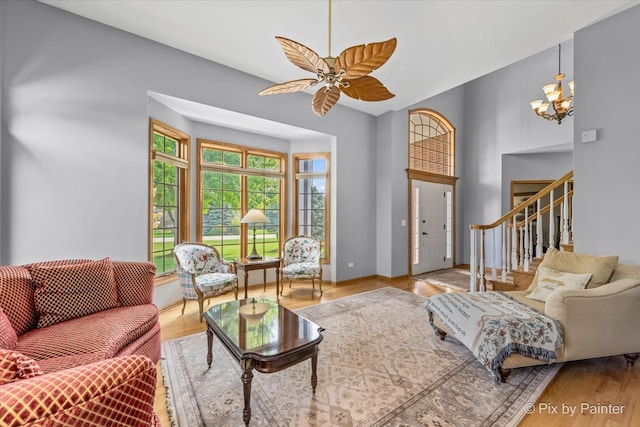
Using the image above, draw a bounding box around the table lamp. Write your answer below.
[240,209,269,260]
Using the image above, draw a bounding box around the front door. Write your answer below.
[411,180,453,275]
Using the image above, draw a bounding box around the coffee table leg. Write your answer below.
[206,328,214,369]
[241,358,254,426]
[311,349,319,393]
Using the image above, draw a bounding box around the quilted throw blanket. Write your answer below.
[424,292,563,381]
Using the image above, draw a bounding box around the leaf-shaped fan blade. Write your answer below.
[335,38,397,80]
[275,36,330,75]
[312,86,341,116]
[340,76,395,101]
[259,78,319,95]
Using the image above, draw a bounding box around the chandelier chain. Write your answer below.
[558,43,561,75]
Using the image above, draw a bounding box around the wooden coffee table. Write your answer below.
[204,298,324,426]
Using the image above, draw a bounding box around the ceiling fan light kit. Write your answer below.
[259,0,397,116]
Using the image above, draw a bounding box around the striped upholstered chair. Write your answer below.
[280,236,323,296]
[173,242,239,322]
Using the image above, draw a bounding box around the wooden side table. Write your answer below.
[234,256,281,299]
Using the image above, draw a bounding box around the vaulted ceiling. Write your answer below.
[42,0,639,116]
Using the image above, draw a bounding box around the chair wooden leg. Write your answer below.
[181,298,187,316]
[319,279,323,296]
[280,273,284,295]
[198,298,204,323]
[234,286,239,300]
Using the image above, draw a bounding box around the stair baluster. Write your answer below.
[536,199,543,258]
[563,181,570,244]
[501,224,508,282]
[549,189,555,249]
[469,227,478,292]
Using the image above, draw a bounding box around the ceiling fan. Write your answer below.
[259,0,397,116]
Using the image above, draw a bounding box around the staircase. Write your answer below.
[469,171,574,292]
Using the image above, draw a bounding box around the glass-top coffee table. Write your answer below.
[204,298,324,426]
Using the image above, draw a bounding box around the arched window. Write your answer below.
[408,109,455,176]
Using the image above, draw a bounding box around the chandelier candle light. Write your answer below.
[530,44,574,124]
[240,209,270,260]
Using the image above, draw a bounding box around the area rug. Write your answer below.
[161,287,561,426]
[411,268,472,291]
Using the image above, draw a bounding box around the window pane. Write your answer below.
[247,154,264,169]
[264,157,280,171]
[153,132,178,156]
[294,154,329,260]
[152,161,180,275]
[199,143,284,261]
[202,148,223,164]
[223,151,241,167]
[150,121,189,278]
[248,175,263,192]
[409,111,453,176]
[223,174,241,191]
[298,158,326,172]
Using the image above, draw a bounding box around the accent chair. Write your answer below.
[280,235,323,296]
[173,242,239,322]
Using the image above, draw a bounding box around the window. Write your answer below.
[149,119,189,278]
[293,153,330,261]
[409,109,455,176]
[198,140,285,261]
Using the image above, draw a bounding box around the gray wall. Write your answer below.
[0,0,375,289]
[573,5,640,263]
[502,151,573,213]
[2,0,639,305]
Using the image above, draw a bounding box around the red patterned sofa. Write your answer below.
[0,258,162,425]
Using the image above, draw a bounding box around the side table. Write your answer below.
[234,256,281,299]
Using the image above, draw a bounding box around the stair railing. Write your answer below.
[469,170,573,292]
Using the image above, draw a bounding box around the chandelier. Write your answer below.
[530,44,574,124]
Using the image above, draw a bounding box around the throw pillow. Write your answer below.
[526,266,592,302]
[527,247,618,291]
[31,258,119,328]
[0,308,18,350]
[0,349,43,385]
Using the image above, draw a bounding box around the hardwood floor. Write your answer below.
[154,277,640,426]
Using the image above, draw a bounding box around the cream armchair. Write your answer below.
[430,248,640,382]
[280,236,323,296]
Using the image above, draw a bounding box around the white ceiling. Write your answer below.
[42,0,639,117]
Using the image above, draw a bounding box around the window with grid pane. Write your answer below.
[293,153,330,261]
[199,141,285,261]
[149,119,189,277]
[409,109,455,176]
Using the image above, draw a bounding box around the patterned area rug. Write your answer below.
[411,268,472,291]
[161,287,560,426]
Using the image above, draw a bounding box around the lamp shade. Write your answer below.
[240,209,269,224]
